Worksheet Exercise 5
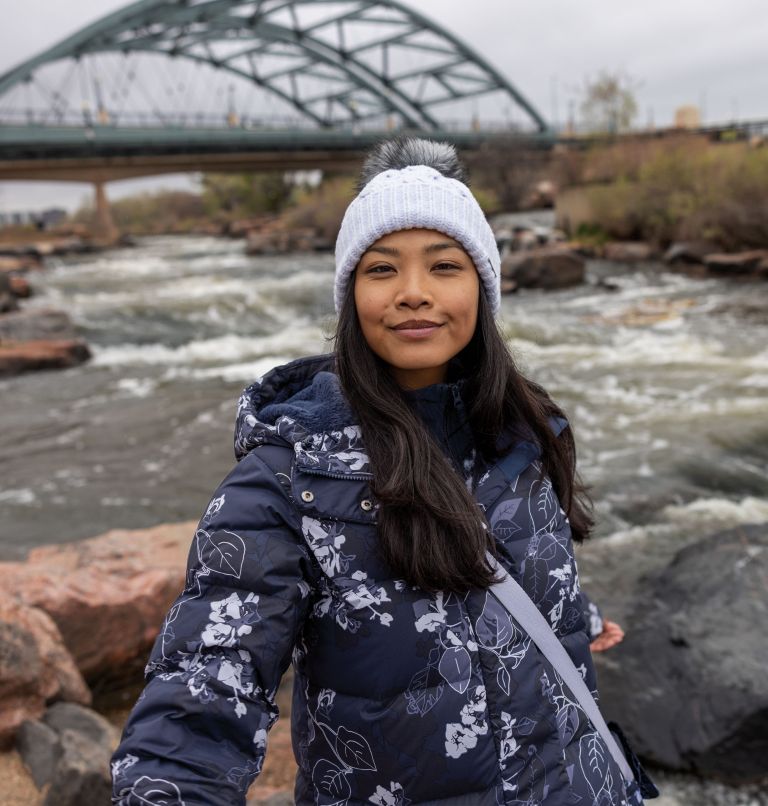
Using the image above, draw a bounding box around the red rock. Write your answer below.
[704,250,768,274]
[603,241,656,262]
[501,247,585,290]
[8,276,31,298]
[0,256,42,274]
[0,594,90,748]
[0,522,195,682]
[0,340,91,377]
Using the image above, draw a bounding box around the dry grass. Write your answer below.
[570,139,768,249]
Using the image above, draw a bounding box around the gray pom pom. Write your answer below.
[357,137,468,191]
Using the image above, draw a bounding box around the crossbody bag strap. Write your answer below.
[486,552,635,785]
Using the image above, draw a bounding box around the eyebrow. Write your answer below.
[365,240,462,256]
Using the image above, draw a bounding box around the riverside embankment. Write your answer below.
[1,233,767,803]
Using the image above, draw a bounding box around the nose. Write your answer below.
[394,268,432,309]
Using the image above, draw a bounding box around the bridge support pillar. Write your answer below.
[93,181,119,245]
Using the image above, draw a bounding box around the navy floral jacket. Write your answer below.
[111,354,644,806]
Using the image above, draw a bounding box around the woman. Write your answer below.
[112,139,645,805]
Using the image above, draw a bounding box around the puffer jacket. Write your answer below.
[111,354,644,806]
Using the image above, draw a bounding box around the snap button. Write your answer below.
[360,499,373,512]
[301,490,314,503]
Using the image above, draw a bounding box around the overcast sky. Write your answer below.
[1,0,766,212]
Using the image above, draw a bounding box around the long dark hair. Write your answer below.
[333,136,593,594]
[335,284,593,595]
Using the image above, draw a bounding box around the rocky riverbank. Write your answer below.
[1,517,766,802]
[0,232,96,377]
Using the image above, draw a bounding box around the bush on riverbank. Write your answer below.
[569,138,768,249]
[282,176,357,241]
[75,190,209,235]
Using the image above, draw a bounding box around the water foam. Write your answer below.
[663,495,768,527]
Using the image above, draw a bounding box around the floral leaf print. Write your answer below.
[335,726,377,771]
[579,731,607,795]
[333,450,369,473]
[489,498,522,541]
[202,494,225,524]
[497,664,511,696]
[111,754,139,781]
[126,775,185,805]
[405,664,444,717]
[438,645,472,694]
[459,686,488,737]
[196,529,246,579]
[318,688,336,715]
[528,478,558,533]
[301,517,355,576]
[225,758,263,790]
[312,759,352,802]
[444,722,479,759]
[475,593,516,649]
[498,713,521,763]
[512,716,537,737]
[202,592,260,648]
[369,781,410,806]
[413,592,448,633]
[556,704,580,746]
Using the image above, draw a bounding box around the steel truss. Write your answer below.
[0,0,548,131]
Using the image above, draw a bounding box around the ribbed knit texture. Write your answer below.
[334,165,501,314]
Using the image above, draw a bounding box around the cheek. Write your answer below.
[449,280,480,331]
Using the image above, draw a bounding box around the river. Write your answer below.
[1,234,767,560]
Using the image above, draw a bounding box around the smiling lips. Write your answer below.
[390,320,444,339]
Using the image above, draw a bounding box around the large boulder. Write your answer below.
[594,524,768,782]
[501,246,585,290]
[0,522,194,684]
[0,593,90,748]
[603,241,657,262]
[0,339,91,377]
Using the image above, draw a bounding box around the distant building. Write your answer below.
[0,207,67,229]
[674,105,702,129]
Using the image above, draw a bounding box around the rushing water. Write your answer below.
[1,234,767,559]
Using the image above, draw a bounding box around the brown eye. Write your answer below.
[364,264,394,275]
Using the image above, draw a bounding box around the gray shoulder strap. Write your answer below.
[486,552,635,785]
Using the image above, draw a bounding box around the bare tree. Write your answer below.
[579,71,639,134]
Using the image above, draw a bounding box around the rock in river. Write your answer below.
[500,246,585,290]
[603,241,657,262]
[703,250,768,277]
[0,339,91,377]
[595,523,768,782]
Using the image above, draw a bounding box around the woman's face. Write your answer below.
[354,228,480,389]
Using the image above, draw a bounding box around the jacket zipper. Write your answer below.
[299,467,372,482]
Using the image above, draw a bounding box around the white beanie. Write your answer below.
[334,164,501,314]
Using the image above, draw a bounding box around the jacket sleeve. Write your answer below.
[111,449,315,806]
[580,590,604,641]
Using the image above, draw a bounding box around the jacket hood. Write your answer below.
[234,354,355,459]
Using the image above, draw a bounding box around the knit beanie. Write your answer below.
[334,164,501,314]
